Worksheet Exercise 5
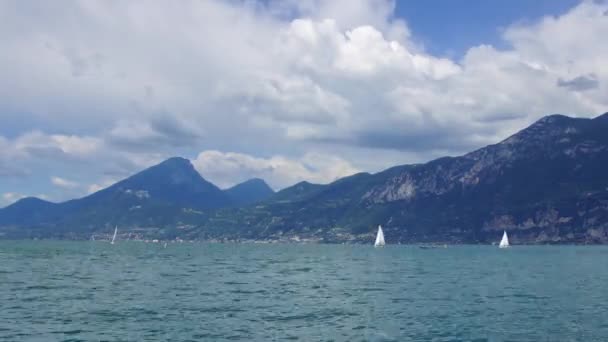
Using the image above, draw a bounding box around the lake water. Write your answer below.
[1,241,608,341]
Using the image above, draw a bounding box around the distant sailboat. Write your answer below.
[499,230,510,248]
[111,226,118,245]
[374,225,385,247]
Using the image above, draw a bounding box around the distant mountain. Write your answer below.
[0,157,234,238]
[224,178,274,206]
[197,113,608,244]
[0,197,56,226]
[269,181,326,203]
[82,157,232,210]
[2,113,608,243]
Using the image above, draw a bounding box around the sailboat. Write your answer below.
[374,225,385,247]
[498,230,510,248]
[110,226,118,245]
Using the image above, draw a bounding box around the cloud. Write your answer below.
[87,178,117,194]
[3,1,607,151]
[557,74,599,91]
[2,192,27,206]
[51,176,79,189]
[272,0,411,42]
[107,116,204,150]
[1,0,608,198]
[192,150,359,189]
[13,131,102,160]
[0,132,102,182]
[0,136,28,177]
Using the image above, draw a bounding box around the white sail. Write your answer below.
[499,230,509,248]
[111,226,118,245]
[374,225,385,247]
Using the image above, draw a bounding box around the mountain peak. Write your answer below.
[159,156,191,166]
[496,113,582,148]
[154,157,198,176]
[0,197,56,225]
[293,181,315,187]
[270,180,324,203]
[225,178,274,206]
[234,178,267,186]
[85,156,232,209]
[535,113,572,123]
[4,196,54,209]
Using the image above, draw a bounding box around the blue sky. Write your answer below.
[395,0,581,57]
[1,0,606,206]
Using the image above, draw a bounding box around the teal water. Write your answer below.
[1,242,608,341]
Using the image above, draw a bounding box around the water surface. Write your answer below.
[1,241,607,341]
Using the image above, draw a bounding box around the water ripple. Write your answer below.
[1,241,608,341]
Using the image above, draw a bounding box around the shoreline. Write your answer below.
[1,238,608,246]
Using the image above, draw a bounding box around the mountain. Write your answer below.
[2,113,608,243]
[81,157,231,210]
[0,197,56,226]
[196,113,608,244]
[224,178,274,206]
[269,181,326,203]
[0,157,233,238]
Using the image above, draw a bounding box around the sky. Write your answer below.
[1,0,607,206]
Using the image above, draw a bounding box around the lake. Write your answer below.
[1,241,608,341]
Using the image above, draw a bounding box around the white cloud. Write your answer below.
[1,0,608,198]
[2,192,27,206]
[12,131,102,160]
[51,176,79,189]
[2,0,606,152]
[193,150,359,189]
[333,25,459,78]
[87,178,117,194]
[274,0,411,42]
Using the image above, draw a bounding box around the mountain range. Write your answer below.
[2,113,608,244]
